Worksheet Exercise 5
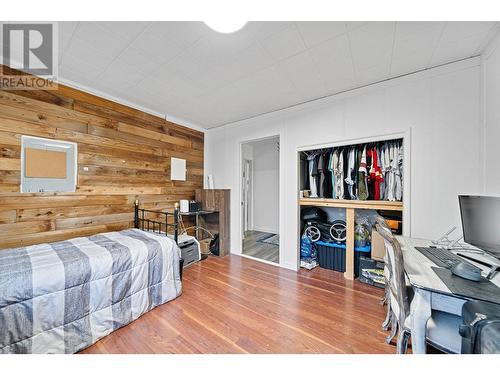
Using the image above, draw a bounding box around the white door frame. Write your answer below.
[238,134,283,267]
[241,158,252,237]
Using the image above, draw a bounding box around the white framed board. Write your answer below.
[21,135,78,193]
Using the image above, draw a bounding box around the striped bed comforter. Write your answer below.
[0,228,182,354]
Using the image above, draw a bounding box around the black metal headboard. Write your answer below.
[134,200,179,243]
[134,200,184,279]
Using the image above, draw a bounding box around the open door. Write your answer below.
[241,158,252,239]
[240,136,280,264]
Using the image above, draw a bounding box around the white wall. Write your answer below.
[483,33,500,195]
[205,57,484,270]
[249,137,280,234]
[242,143,253,161]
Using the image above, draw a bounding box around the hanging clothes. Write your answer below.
[345,147,357,200]
[309,155,318,198]
[334,149,344,199]
[386,143,396,201]
[318,153,325,198]
[353,145,359,199]
[382,144,391,200]
[301,152,310,191]
[366,147,375,200]
[342,148,351,200]
[357,145,368,200]
[328,151,336,198]
[314,154,321,197]
[308,157,316,197]
[395,143,403,201]
[323,151,333,198]
[303,139,403,202]
[378,143,385,200]
[373,146,384,200]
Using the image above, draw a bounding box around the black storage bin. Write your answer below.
[315,241,371,276]
[316,241,345,272]
[357,256,385,288]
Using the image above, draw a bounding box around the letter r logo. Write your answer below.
[2,23,55,76]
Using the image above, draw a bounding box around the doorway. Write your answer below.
[240,136,280,264]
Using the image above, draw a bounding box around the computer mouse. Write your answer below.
[451,262,482,282]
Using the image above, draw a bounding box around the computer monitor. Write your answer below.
[459,195,500,259]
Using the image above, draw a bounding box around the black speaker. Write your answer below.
[189,201,201,212]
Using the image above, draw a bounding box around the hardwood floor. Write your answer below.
[242,230,279,263]
[80,255,395,354]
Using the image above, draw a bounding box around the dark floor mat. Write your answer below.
[432,267,500,304]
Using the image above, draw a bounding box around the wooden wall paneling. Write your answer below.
[0,210,16,224]
[0,65,204,249]
[0,220,55,236]
[0,195,129,209]
[0,144,21,158]
[0,157,20,171]
[0,90,113,128]
[55,212,134,230]
[0,132,21,146]
[0,223,131,249]
[0,103,89,133]
[17,205,132,222]
[68,94,203,141]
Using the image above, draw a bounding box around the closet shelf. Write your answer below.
[299,198,403,211]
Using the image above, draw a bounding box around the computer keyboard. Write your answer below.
[415,247,465,269]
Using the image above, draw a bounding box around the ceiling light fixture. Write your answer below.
[204,20,247,34]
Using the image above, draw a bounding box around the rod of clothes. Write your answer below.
[302,139,403,201]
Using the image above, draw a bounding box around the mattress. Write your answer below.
[0,228,182,353]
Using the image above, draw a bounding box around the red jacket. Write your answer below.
[368,147,384,200]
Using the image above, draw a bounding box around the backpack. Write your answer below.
[209,234,220,256]
[459,300,500,353]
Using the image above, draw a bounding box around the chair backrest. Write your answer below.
[375,216,392,281]
[375,220,410,325]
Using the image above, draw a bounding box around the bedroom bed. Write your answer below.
[0,202,183,354]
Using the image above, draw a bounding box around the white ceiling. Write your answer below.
[55,21,499,129]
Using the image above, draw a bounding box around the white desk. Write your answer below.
[397,236,500,354]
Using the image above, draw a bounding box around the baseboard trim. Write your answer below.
[237,253,280,268]
[252,226,278,234]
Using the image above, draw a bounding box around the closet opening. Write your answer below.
[297,133,410,281]
[240,136,280,264]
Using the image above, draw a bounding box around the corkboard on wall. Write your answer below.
[25,148,67,178]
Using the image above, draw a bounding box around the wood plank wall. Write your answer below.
[0,66,204,249]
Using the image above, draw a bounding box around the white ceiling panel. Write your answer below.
[349,22,395,73]
[96,21,150,39]
[277,50,329,100]
[390,51,433,77]
[74,22,143,57]
[97,60,146,91]
[62,36,118,72]
[127,31,185,65]
[56,21,499,129]
[115,46,162,76]
[308,34,356,92]
[260,25,307,61]
[58,22,78,60]
[295,22,348,48]
[392,22,444,60]
[439,22,495,45]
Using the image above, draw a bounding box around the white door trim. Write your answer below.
[238,134,283,267]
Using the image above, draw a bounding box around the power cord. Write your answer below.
[178,215,215,256]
